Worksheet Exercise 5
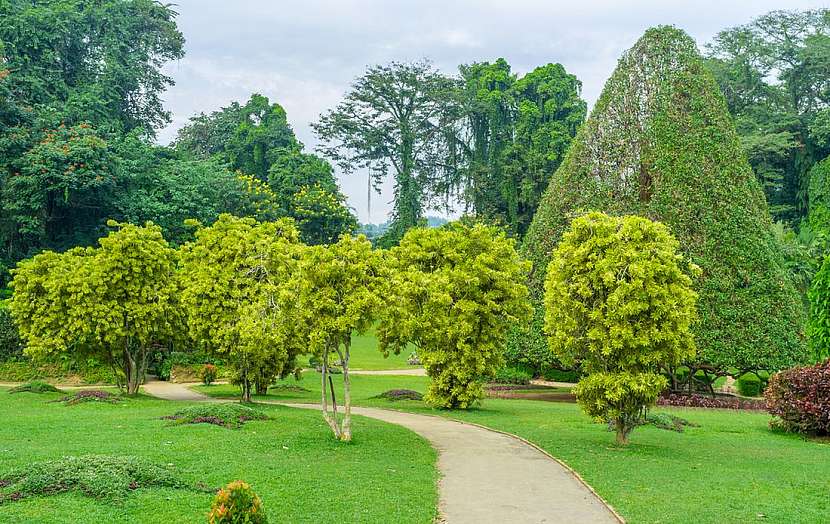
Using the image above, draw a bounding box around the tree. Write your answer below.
[545,213,698,444]
[0,0,184,134]
[456,60,586,236]
[178,214,305,402]
[296,235,384,441]
[808,253,830,361]
[378,223,531,408]
[521,26,807,377]
[706,9,830,225]
[313,60,462,241]
[9,222,179,394]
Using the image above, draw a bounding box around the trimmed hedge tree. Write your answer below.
[545,212,698,444]
[521,25,807,374]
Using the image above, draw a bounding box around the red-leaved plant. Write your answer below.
[765,360,830,435]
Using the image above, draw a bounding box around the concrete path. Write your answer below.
[142,380,621,524]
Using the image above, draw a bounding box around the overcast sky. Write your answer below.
[157,1,826,224]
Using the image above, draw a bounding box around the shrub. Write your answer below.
[162,404,269,429]
[765,360,830,435]
[201,364,218,386]
[0,455,201,504]
[8,380,62,394]
[55,390,121,405]
[643,412,699,433]
[492,365,532,385]
[208,480,267,524]
[0,306,22,362]
[374,389,423,401]
[736,373,763,397]
[541,368,580,383]
[657,393,765,410]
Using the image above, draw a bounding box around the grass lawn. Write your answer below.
[300,328,417,370]
[0,387,437,524]
[200,371,830,524]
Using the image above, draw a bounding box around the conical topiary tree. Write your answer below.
[520,26,807,376]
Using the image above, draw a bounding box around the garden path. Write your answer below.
[142,379,622,524]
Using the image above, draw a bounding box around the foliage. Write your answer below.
[56,390,121,405]
[457,59,586,236]
[296,234,385,441]
[8,380,62,394]
[524,26,807,375]
[373,389,424,401]
[765,359,830,435]
[492,366,532,385]
[9,221,180,394]
[200,364,218,386]
[178,215,306,402]
[314,60,462,238]
[0,305,22,362]
[162,404,268,429]
[656,393,766,410]
[736,373,763,397]
[545,212,698,444]
[379,223,531,408]
[642,412,698,433]
[290,184,357,245]
[706,9,830,224]
[808,253,830,361]
[0,455,196,505]
[208,480,268,524]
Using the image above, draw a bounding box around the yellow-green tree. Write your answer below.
[297,235,385,441]
[378,223,531,408]
[544,213,698,444]
[9,222,179,394]
[178,214,305,402]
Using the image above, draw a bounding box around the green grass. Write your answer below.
[202,371,830,524]
[0,388,437,524]
[301,329,417,370]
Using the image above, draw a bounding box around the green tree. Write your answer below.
[808,254,830,361]
[296,235,384,441]
[9,222,179,394]
[178,214,304,402]
[378,223,530,408]
[706,9,830,224]
[545,213,698,444]
[522,26,807,376]
[313,60,462,242]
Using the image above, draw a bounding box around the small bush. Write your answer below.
[765,360,830,435]
[493,365,533,385]
[8,380,62,394]
[657,393,765,410]
[541,368,580,383]
[644,412,699,432]
[55,390,121,405]
[162,404,269,429]
[208,480,267,524]
[0,455,202,504]
[201,364,218,386]
[736,373,762,397]
[374,389,423,401]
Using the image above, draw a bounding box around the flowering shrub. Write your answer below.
[208,480,267,524]
[765,360,830,435]
[162,404,268,429]
[374,389,423,401]
[657,393,765,410]
[55,390,121,405]
[200,364,218,386]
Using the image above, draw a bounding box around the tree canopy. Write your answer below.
[522,26,807,374]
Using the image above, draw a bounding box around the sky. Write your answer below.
[157,0,826,224]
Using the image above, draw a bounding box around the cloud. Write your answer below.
[158,0,825,223]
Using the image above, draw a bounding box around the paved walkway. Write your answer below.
[140,379,621,523]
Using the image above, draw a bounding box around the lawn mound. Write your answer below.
[162,403,269,428]
[8,381,63,394]
[0,455,208,505]
[373,389,423,401]
[54,390,121,405]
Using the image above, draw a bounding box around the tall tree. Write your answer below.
[707,9,830,224]
[313,60,462,242]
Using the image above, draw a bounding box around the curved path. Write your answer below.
[141,380,621,524]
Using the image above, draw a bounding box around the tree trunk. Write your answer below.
[615,417,630,445]
[241,377,252,403]
[320,344,341,438]
[337,341,352,442]
[255,381,268,395]
[125,346,140,396]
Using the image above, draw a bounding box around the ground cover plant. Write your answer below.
[55,390,121,405]
[0,455,202,505]
[0,387,437,523]
[8,380,62,394]
[373,389,423,401]
[162,404,269,429]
